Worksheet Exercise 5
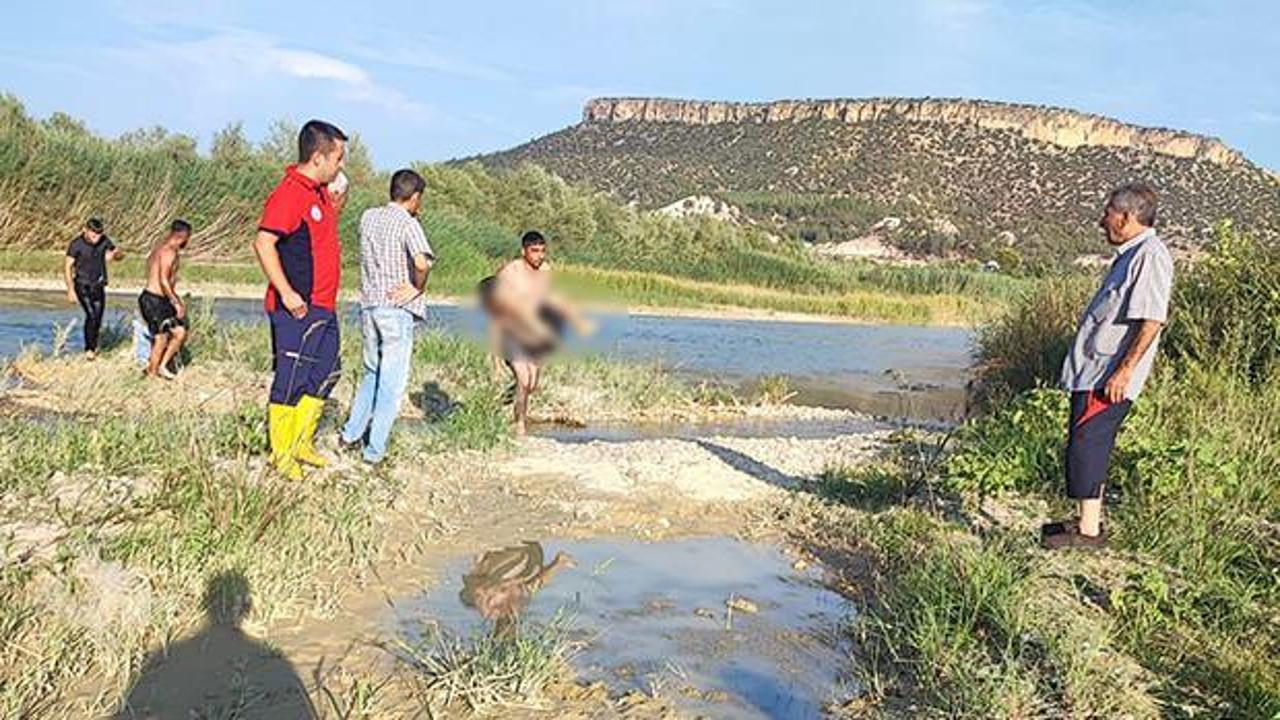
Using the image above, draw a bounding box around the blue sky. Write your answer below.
[2,1,1277,169]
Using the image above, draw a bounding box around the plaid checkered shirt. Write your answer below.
[357,203,434,319]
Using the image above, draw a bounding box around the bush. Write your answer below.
[944,389,1066,496]
[1162,221,1280,381]
[971,274,1092,409]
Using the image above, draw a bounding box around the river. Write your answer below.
[0,288,973,421]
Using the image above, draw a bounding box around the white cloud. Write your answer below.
[346,41,512,83]
[272,49,370,85]
[102,29,433,121]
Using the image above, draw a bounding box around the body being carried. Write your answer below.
[482,231,592,436]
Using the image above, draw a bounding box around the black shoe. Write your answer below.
[1040,521,1070,538]
[337,435,362,453]
[1041,525,1107,550]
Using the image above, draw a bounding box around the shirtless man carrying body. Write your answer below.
[485,231,592,435]
[138,219,191,379]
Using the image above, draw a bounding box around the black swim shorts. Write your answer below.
[138,290,186,336]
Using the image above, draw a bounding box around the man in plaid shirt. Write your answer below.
[339,169,434,464]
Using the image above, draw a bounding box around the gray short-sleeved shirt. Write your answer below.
[1060,228,1174,400]
[357,203,434,319]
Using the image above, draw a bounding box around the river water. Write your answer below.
[0,288,973,421]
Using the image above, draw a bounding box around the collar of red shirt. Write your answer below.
[285,164,325,192]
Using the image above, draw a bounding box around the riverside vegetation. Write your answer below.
[0,94,1019,325]
[767,222,1277,718]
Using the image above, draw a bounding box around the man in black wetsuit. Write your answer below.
[64,217,124,359]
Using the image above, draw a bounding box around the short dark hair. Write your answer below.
[85,217,105,233]
[389,169,426,202]
[170,219,192,235]
[521,230,546,248]
[297,120,348,163]
[1107,183,1158,227]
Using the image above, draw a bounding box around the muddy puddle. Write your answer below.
[395,536,856,719]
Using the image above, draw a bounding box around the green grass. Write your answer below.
[395,610,579,714]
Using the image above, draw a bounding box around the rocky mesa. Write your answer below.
[475,96,1279,262]
[582,97,1245,167]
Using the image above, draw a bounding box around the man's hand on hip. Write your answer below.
[281,289,308,319]
[387,283,421,307]
[1104,367,1132,404]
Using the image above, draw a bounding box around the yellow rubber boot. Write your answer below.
[268,403,304,481]
[293,395,329,468]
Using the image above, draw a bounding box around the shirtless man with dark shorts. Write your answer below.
[482,231,592,435]
[138,219,191,379]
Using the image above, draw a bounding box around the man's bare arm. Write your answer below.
[411,254,432,290]
[252,230,307,318]
[1103,320,1163,403]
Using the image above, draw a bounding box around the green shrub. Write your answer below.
[1162,221,1280,381]
[944,389,1066,496]
[971,275,1092,409]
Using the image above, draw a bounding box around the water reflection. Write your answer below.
[459,541,575,637]
[403,536,856,719]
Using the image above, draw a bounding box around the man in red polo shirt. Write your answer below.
[252,119,347,480]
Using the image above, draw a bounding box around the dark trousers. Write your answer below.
[74,282,106,352]
[1065,391,1133,499]
[268,307,341,406]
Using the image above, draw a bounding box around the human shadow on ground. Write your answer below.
[114,570,317,720]
[411,380,458,421]
[692,439,806,490]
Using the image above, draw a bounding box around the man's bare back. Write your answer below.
[145,243,180,299]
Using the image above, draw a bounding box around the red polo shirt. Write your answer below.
[257,165,341,312]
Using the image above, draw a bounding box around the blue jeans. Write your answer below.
[341,307,416,463]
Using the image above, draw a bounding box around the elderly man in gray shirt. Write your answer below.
[1043,183,1174,550]
[339,169,434,464]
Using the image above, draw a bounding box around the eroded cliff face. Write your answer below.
[582,97,1245,167]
